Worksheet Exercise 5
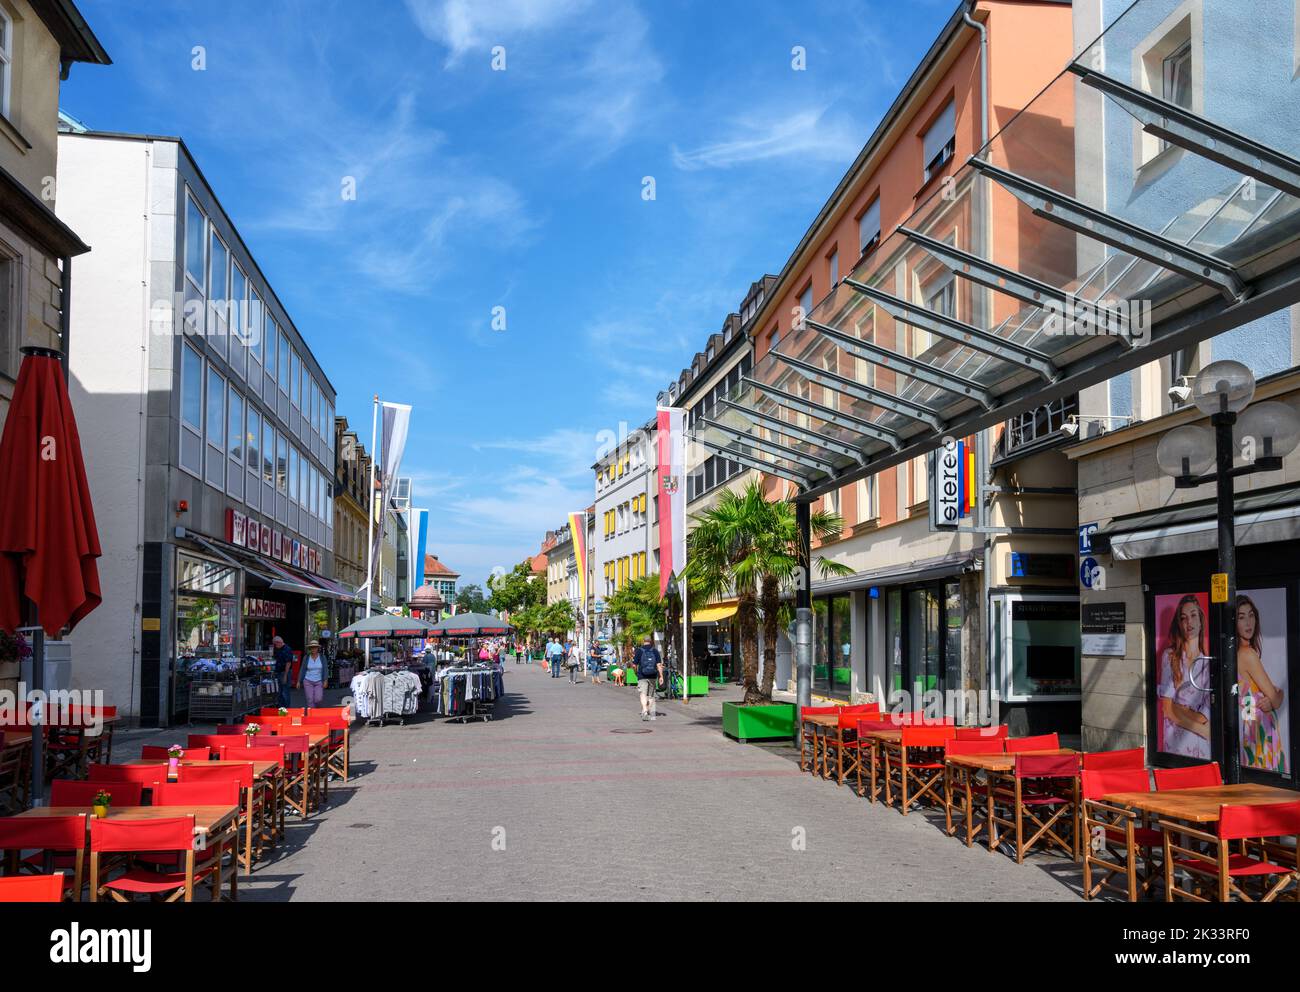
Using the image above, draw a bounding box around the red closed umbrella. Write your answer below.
[0,349,102,634]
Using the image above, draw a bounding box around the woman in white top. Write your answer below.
[298,639,328,708]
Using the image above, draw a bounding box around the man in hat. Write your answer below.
[298,639,327,708]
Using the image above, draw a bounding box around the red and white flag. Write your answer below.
[656,406,687,599]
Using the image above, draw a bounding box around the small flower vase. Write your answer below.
[93,804,109,819]
[168,756,180,777]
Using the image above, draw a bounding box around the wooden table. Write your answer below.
[127,759,280,873]
[10,803,241,901]
[1101,783,1300,823]
[945,750,1078,854]
[2,716,122,778]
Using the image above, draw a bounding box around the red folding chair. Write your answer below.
[1154,762,1222,790]
[89,815,232,903]
[155,780,241,807]
[953,725,1009,740]
[251,734,311,818]
[1005,733,1061,753]
[1162,801,1300,902]
[141,745,211,761]
[311,713,351,783]
[0,814,86,901]
[884,726,952,814]
[1081,768,1161,901]
[944,738,1004,846]
[799,706,839,774]
[1082,748,1145,770]
[0,874,65,902]
[823,708,879,787]
[86,764,165,791]
[259,708,305,718]
[295,723,332,807]
[854,718,902,802]
[989,753,1080,863]
[220,744,288,846]
[50,779,144,807]
[178,763,264,874]
[187,734,256,753]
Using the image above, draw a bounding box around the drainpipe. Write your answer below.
[964,5,993,727]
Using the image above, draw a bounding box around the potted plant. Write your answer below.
[277,707,288,716]
[244,722,261,744]
[92,790,111,818]
[686,481,849,743]
[167,744,184,775]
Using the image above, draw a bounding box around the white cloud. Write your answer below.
[672,106,862,171]
[405,0,663,159]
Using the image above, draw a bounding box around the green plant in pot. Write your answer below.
[92,790,112,818]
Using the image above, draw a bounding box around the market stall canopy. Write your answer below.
[428,612,513,636]
[337,614,438,639]
[690,4,1300,502]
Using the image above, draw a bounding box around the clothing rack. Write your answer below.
[350,667,424,727]
[432,665,501,724]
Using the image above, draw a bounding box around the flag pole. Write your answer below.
[364,394,378,669]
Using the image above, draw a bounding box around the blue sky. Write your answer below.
[63,0,955,590]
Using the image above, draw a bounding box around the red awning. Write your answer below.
[0,351,101,635]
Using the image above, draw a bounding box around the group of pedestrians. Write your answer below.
[539,632,665,721]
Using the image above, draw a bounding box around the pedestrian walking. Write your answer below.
[547,637,564,678]
[588,642,603,684]
[633,635,663,721]
[272,635,295,708]
[298,639,327,707]
[566,642,582,683]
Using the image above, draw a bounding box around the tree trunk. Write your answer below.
[759,574,779,701]
[738,588,762,705]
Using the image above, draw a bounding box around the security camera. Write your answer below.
[1168,377,1193,405]
[1058,417,1079,439]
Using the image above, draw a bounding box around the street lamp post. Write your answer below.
[1155,361,1300,785]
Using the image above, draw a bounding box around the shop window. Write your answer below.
[205,366,225,490]
[1001,597,1081,702]
[179,342,203,477]
[921,99,956,184]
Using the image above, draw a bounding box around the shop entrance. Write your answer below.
[885,580,963,708]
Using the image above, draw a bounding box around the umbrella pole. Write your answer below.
[28,613,45,807]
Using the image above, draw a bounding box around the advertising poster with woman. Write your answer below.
[1154,592,1212,760]
[1236,589,1289,774]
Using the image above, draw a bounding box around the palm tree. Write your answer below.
[755,497,852,700]
[606,573,668,663]
[686,480,850,705]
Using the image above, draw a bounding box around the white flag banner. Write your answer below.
[381,401,412,490]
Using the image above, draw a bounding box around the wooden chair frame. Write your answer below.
[1160,820,1300,903]
[1082,798,1161,901]
[883,731,948,815]
[988,761,1080,863]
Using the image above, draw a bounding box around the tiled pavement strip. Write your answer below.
[117,663,1083,901]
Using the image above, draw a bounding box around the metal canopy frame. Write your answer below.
[699,35,1300,504]
[806,318,994,409]
[740,376,903,450]
[704,439,814,488]
[843,277,1058,380]
[772,352,945,431]
[698,416,841,475]
[968,158,1247,302]
[1068,64,1300,201]
[718,397,867,464]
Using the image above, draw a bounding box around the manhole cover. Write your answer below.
[347,823,374,829]
[610,728,653,734]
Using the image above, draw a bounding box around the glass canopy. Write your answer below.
[694,0,1300,498]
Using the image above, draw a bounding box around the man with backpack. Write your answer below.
[633,634,664,721]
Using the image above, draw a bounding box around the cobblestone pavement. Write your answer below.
[118,664,1086,901]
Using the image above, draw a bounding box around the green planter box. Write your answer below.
[684,675,709,696]
[722,701,796,743]
[833,667,852,685]
[813,664,829,681]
